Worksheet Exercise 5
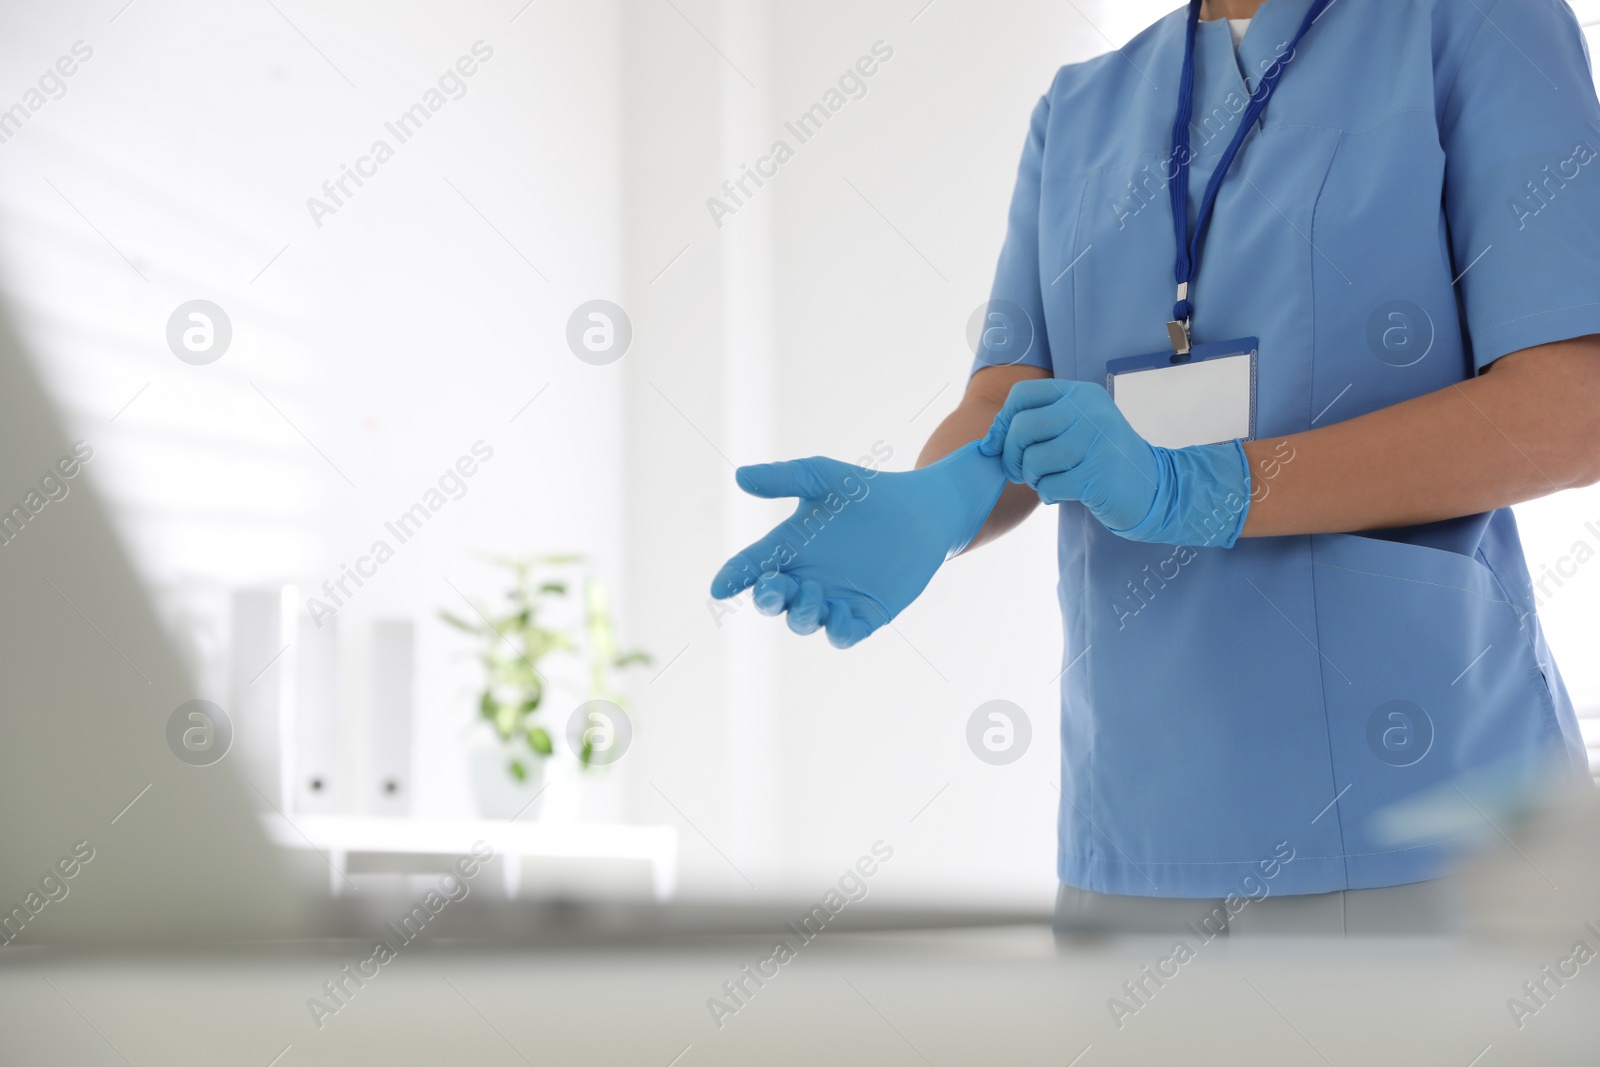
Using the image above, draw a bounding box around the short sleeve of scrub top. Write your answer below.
[979,89,1056,374]
[1436,0,1600,370]
[973,0,1600,900]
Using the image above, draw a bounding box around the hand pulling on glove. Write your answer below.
[978,379,1251,547]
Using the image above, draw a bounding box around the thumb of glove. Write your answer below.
[734,458,832,500]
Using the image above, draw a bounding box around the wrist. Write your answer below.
[930,441,1011,559]
[1106,440,1252,548]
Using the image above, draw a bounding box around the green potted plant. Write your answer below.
[441,554,649,819]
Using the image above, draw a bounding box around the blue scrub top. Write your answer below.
[979,0,1599,897]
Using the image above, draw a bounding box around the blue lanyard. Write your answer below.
[1166,0,1335,354]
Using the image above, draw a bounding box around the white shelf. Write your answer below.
[259,814,678,901]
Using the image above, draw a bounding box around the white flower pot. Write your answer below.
[468,743,549,820]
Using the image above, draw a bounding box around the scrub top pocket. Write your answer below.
[1307,532,1575,888]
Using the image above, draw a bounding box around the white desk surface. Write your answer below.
[1,927,1591,1066]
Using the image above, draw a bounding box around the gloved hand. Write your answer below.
[709,442,1007,648]
[978,379,1251,547]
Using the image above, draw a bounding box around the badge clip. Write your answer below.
[1166,283,1192,357]
[1166,319,1192,358]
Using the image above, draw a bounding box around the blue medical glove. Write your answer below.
[978,379,1252,548]
[709,442,1007,648]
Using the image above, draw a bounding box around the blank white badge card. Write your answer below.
[1108,346,1256,450]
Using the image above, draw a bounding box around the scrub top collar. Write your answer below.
[1179,0,1326,184]
[1203,0,1323,97]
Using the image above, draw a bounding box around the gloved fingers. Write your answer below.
[823,600,878,649]
[708,534,793,599]
[1033,467,1098,507]
[1057,413,1160,505]
[1032,415,1142,504]
[752,572,801,616]
[1032,388,1157,494]
[1035,434,1156,526]
[1000,397,1092,483]
[786,580,827,635]
[979,378,1072,457]
[1019,415,1102,489]
[735,457,835,501]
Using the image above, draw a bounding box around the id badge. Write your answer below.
[1106,337,1258,449]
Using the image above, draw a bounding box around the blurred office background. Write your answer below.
[0,0,1597,912]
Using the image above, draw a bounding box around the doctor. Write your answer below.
[713,0,1600,932]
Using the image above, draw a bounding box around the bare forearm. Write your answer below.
[1242,337,1600,536]
[918,365,1049,549]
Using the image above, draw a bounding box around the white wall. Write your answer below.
[0,0,631,822]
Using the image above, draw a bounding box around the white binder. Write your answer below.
[229,588,289,809]
[292,607,339,814]
[368,620,414,817]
